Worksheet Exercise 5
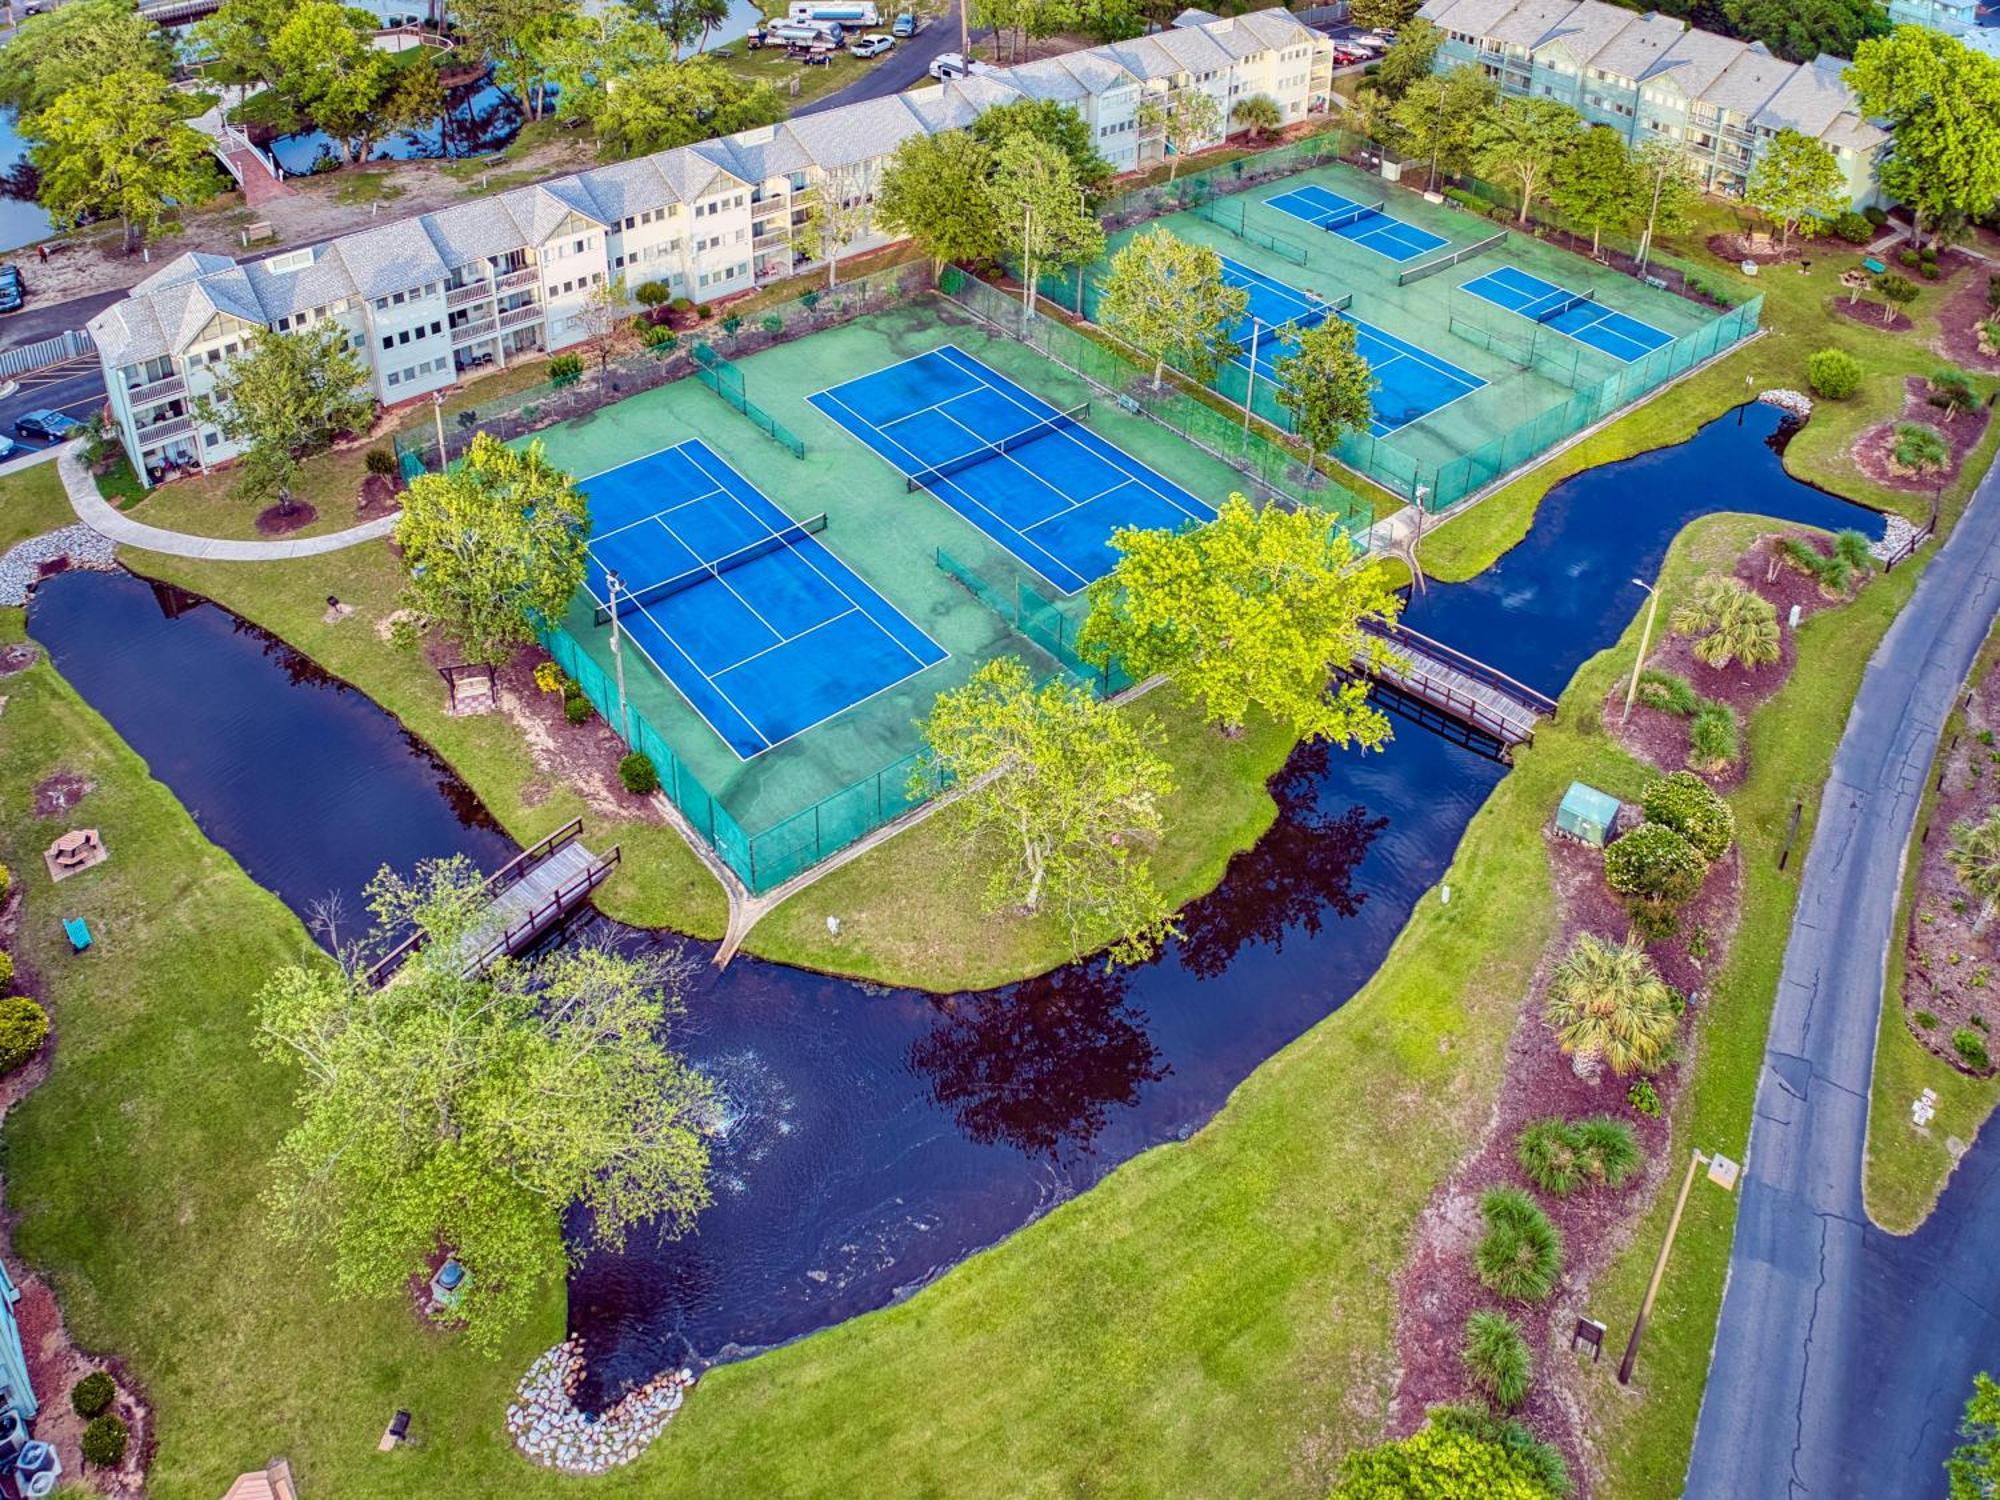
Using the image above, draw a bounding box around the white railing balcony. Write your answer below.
[498,303,543,331]
[125,373,186,407]
[496,266,540,291]
[135,413,196,443]
[450,316,499,344]
[752,196,789,219]
[446,280,494,308]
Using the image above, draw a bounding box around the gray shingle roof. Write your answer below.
[1587,8,1687,81]
[1646,27,1746,97]
[1704,41,1791,118]
[1488,0,1579,51]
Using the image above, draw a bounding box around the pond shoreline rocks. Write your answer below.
[507,1340,694,1473]
[1757,388,1814,420]
[0,525,118,608]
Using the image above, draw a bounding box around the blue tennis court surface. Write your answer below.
[581,439,945,759]
[1265,183,1448,263]
[1460,264,1675,362]
[1219,256,1485,438]
[810,344,1216,594]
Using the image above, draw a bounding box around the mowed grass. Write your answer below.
[1864,623,2000,1235]
[0,459,75,551]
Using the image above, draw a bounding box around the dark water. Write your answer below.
[24,402,1883,1401]
[0,111,52,254]
[269,73,543,176]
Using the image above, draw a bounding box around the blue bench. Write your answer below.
[62,918,91,954]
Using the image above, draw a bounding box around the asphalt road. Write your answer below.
[1686,462,2000,1497]
[794,2,968,116]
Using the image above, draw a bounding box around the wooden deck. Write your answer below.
[1359,622,1557,751]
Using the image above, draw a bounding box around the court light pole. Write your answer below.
[1243,319,1262,438]
[431,390,447,470]
[1621,577,1660,723]
[606,569,630,742]
[1618,1147,1734,1384]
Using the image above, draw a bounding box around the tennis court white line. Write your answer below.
[1371,367,1488,437]
[591,483,733,546]
[716,605,866,675]
[614,598,775,757]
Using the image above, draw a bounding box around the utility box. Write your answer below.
[1555,781,1620,847]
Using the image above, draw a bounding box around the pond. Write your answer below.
[0,110,52,256]
[25,401,1884,1404]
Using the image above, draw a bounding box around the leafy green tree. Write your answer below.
[1390,65,1498,192]
[395,433,591,665]
[1349,0,1425,29]
[990,134,1104,319]
[31,69,220,253]
[1549,125,1639,255]
[1670,573,1779,668]
[1137,87,1221,183]
[967,98,1113,200]
[1632,138,1701,272]
[1746,127,1846,249]
[591,56,784,157]
[1079,493,1403,744]
[631,0,732,57]
[1947,807,2000,927]
[1543,930,1680,1075]
[1096,225,1245,387]
[1273,317,1376,480]
[0,0,168,118]
[1805,347,1863,399]
[1722,0,1888,63]
[451,0,574,120]
[875,130,1001,274]
[1373,18,1443,100]
[798,163,880,288]
[1948,1371,2000,1498]
[257,859,713,1348]
[1475,94,1587,225]
[269,2,396,162]
[1342,83,1404,156]
[1230,93,1282,142]
[1848,29,2000,249]
[193,0,289,92]
[192,324,373,507]
[1332,1415,1567,1498]
[913,657,1177,966]
[969,0,1080,63]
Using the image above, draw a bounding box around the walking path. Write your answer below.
[1685,457,2000,1496]
[56,444,399,560]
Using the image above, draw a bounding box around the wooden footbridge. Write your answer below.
[1354,621,1557,759]
[365,819,621,987]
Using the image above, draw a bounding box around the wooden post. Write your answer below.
[1621,580,1661,724]
[1618,1148,1708,1384]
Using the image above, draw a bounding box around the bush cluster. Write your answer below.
[0,997,48,1074]
[1606,821,1708,933]
[1805,347,1863,400]
[1828,211,1873,245]
[364,446,398,477]
[1637,669,1699,717]
[1331,1410,1571,1497]
[0,950,12,992]
[70,1371,115,1419]
[618,752,660,796]
[1473,1188,1563,1301]
[1641,772,1735,861]
[1894,422,1951,474]
[1462,1311,1533,1410]
[1954,1027,1992,1071]
[1517,1116,1641,1196]
[1779,530,1875,598]
[1688,702,1741,773]
[547,352,584,386]
[80,1413,128,1468]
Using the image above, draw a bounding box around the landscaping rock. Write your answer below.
[0,525,118,607]
[1756,388,1813,421]
[506,1338,696,1473]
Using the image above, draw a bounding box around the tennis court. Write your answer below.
[810,343,1216,594]
[581,438,946,759]
[1461,264,1675,363]
[1265,183,1448,263]
[1218,255,1484,437]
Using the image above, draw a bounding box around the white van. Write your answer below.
[929,51,994,78]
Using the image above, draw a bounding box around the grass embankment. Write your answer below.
[1420,208,1989,583]
[0,461,73,552]
[1864,624,2000,1235]
[1,508,1880,1498]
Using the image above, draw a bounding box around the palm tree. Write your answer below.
[1949,807,2000,929]
[1231,94,1282,143]
[1670,574,1779,669]
[1542,932,1679,1076]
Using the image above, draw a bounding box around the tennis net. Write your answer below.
[906,402,1091,492]
[1531,289,1595,324]
[1325,199,1386,231]
[594,513,829,624]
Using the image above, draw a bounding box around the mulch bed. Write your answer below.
[1706,232,1802,266]
[254,501,319,536]
[0,643,39,678]
[356,472,401,521]
[1931,262,2000,374]
[1829,296,1913,333]
[1852,375,1991,495]
[1388,834,1741,1492]
[1607,532,1850,789]
[1900,663,2000,1078]
[31,772,92,820]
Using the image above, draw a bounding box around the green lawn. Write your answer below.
[0,460,72,552]
[1864,624,2000,1234]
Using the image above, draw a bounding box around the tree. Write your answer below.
[1632,138,1701,272]
[1332,1416,1567,1499]
[452,0,574,121]
[1722,0,1888,63]
[1948,1371,2000,1499]
[1475,94,1587,225]
[1095,226,1246,388]
[1137,87,1221,184]
[1542,931,1680,1075]
[1230,93,1282,143]
[30,70,220,253]
[1079,493,1404,745]
[967,98,1113,201]
[989,135,1104,319]
[1342,83,1403,157]
[1640,771,1735,861]
[1848,30,2000,249]
[1948,808,2000,928]
[631,0,732,57]
[193,0,296,96]
[799,162,880,288]
[1390,66,1498,192]
[1349,0,1424,29]
[1805,347,1863,399]
[395,434,591,665]
[1273,317,1377,479]
[0,0,168,118]
[257,860,713,1348]
[576,276,641,382]
[1745,127,1845,250]
[191,324,373,507]
[968,0,1080,63]
[1373,18,1443,100]
[269,2,396,163]
[591,56,784,158]
[912,657,1177,966]
[875,130,1002,274]
[1549,125,1640,255]
[1873,270,1920,323]
[1603,821,1709,935]
[1669,573,1779,667]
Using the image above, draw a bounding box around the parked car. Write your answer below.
[891,10,916,35]
[0,434,19,461]
[850,31,893,55]
[0,268,23,315]
[929,50,980,78]
[15,409,80,442]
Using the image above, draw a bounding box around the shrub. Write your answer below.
[70,1371,115,1419]
[1428,1406,1573,1496]
[1689,701,1741,772]
[1462,1311,1533,1409]
[1606,821,1708,904]
[643,323,678,353]
[533,660,566,695]
[669,295,693,313]
[1638,669,1699,716]
[760,312,783,335]
[721,312,744,335]
[547,352,583,387]
[562,692,593,726]
[1915,1009,1939,1028]
[1921,258,1942,280]
[80,1414,127,1468]
[635,279,673,306]
[1893,422,1950,474]
[1804,347,1863,400]
[618,752,659,795]
[1474,1187,1563,1301]
[1332,1413,1570,1497]
[1544,931,1681,1073]
[1898,247,1921,268]
[1518,1116,1641,1195]
[0,861,9,901]
[0,997,48,1073]
[1931,368,1978,416]
[1954,1028,1992,1071]
[0,950,11,992]
[1670,574,1779,668]
[1830,210,1873,244]
[1627,1078,1662,1116]
[1642,771,1736,860]
[364,446,397,477]
[1865,204,1889,227]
